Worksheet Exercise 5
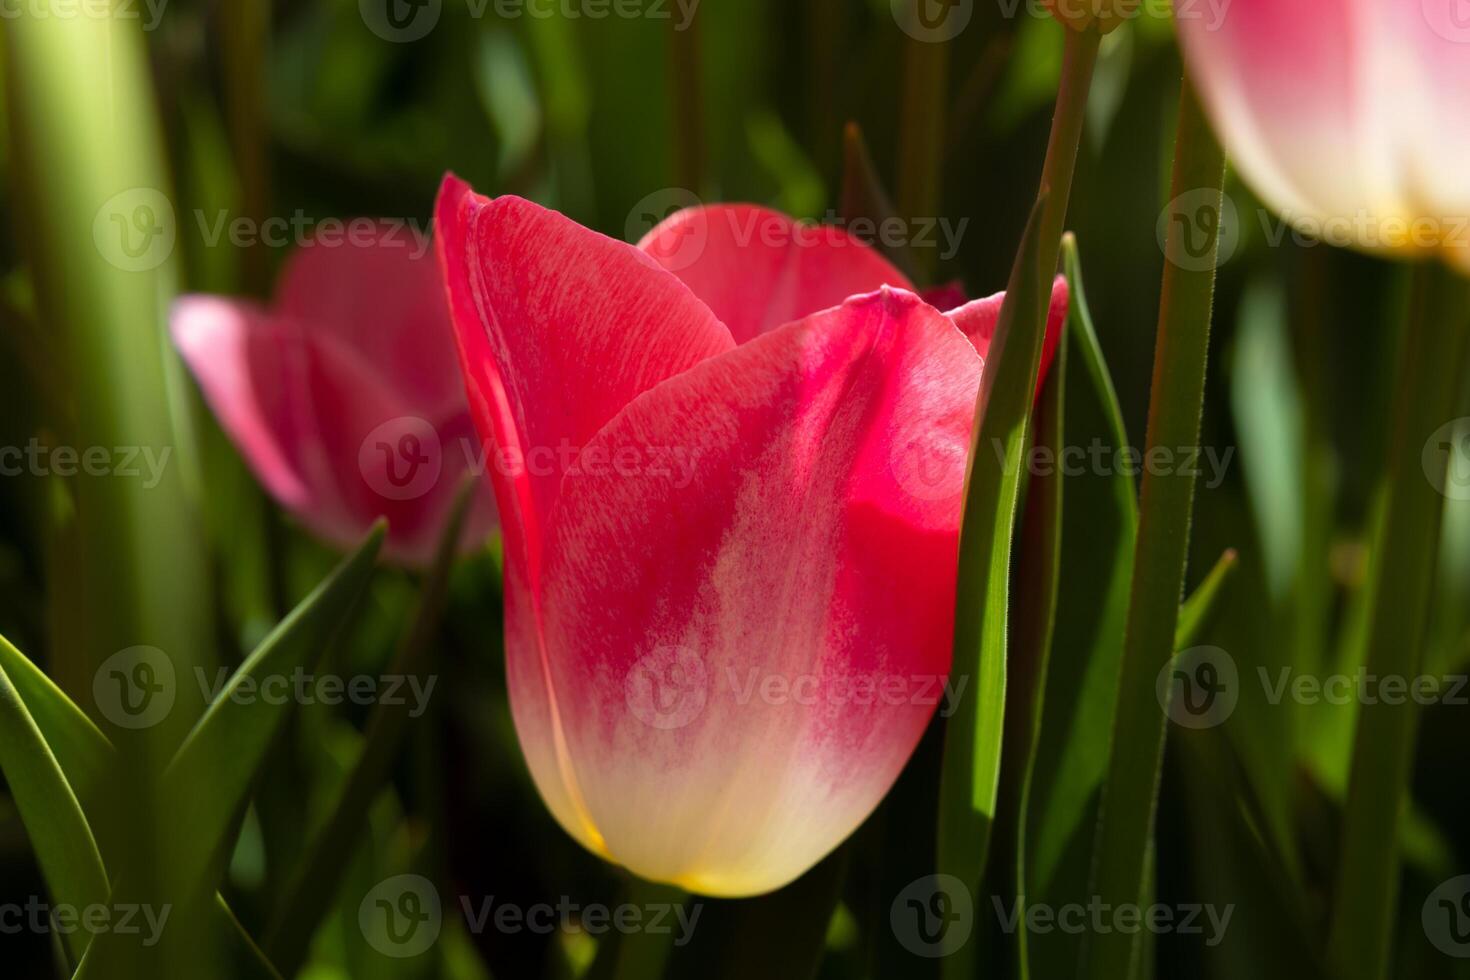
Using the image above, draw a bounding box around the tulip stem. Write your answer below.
[669,11,703,193]
[1081,75,1225,980]
[1327,262,1470,980]
[896,5,952,283]
[934,24,1097,980]
[1034,27,1100,286]
[607,877,687,980]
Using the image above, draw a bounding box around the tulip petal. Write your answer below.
[435,178,736,572]
[1177,0,1394,234]
[527,288,979,896]
[637,205,916,342]
[1384,0,1470,246]
[275,223,466,418]
[172,296,486,566]
[172,296,319,515]
[436,178,738,847]
[946,275,1069,399]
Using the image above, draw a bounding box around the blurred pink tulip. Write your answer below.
[171,226,498,566]
[436,175,1066,896]
[1177,0,1470,271]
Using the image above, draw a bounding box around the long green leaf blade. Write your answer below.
[0,635,109,965]
[0,632,112,813]
[161,522,386,897]
[1007,309,1068,977]
[265,489,473,975]
[936,191,1050,980]
[1021,234,1138,980]
[1082,76,1227,980]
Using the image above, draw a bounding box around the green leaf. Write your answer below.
[839,121,914,280]
[1175,549,1239,650]
[0,636,286,977]
[0,630,112,815]
[1021,235,1138,980]
[1083,77,1227,980]
[160,522,386,899]
[1328,260,1470,980]
[1006,304,1068,977]
[0,634,109,965]
[265,489,473,976]
[936,190,1050,977]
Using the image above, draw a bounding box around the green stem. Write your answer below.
[934,26,1098,980]
[1327,262,1470,980]
[1081,75,1226,980]
[895,5,953,283]
[1033,29,1100,288]
[607,878,687,980]
[669,12,703,193]
[4,8,214,976]
[219,0,271,296]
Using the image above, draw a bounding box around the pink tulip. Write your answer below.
[436,175,1067,896]
[171,226,498,566]
[1177,0,1470,270]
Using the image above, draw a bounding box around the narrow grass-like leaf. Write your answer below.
[0,631,111,813]
[937,34,1100,980]
[161,523,386,898]
[0,635,109,965]
[1175,728,1329,979]
[0,635,286,976]
[838,122,914,280]
[1021,235,1137,980]
[936,191,1049,980]
[1007,317,1068,976]
[1083,77,1226,980]
[265,489,473,975]
[1328,263,1470,980]
[1175,549,1238,650]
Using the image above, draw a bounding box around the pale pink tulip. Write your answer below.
[172,227,497,566]
[1177,0,1470,270]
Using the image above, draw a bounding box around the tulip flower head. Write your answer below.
[171,226,498,566]
[436,176,1066,896]
[1177,0,1470,271]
